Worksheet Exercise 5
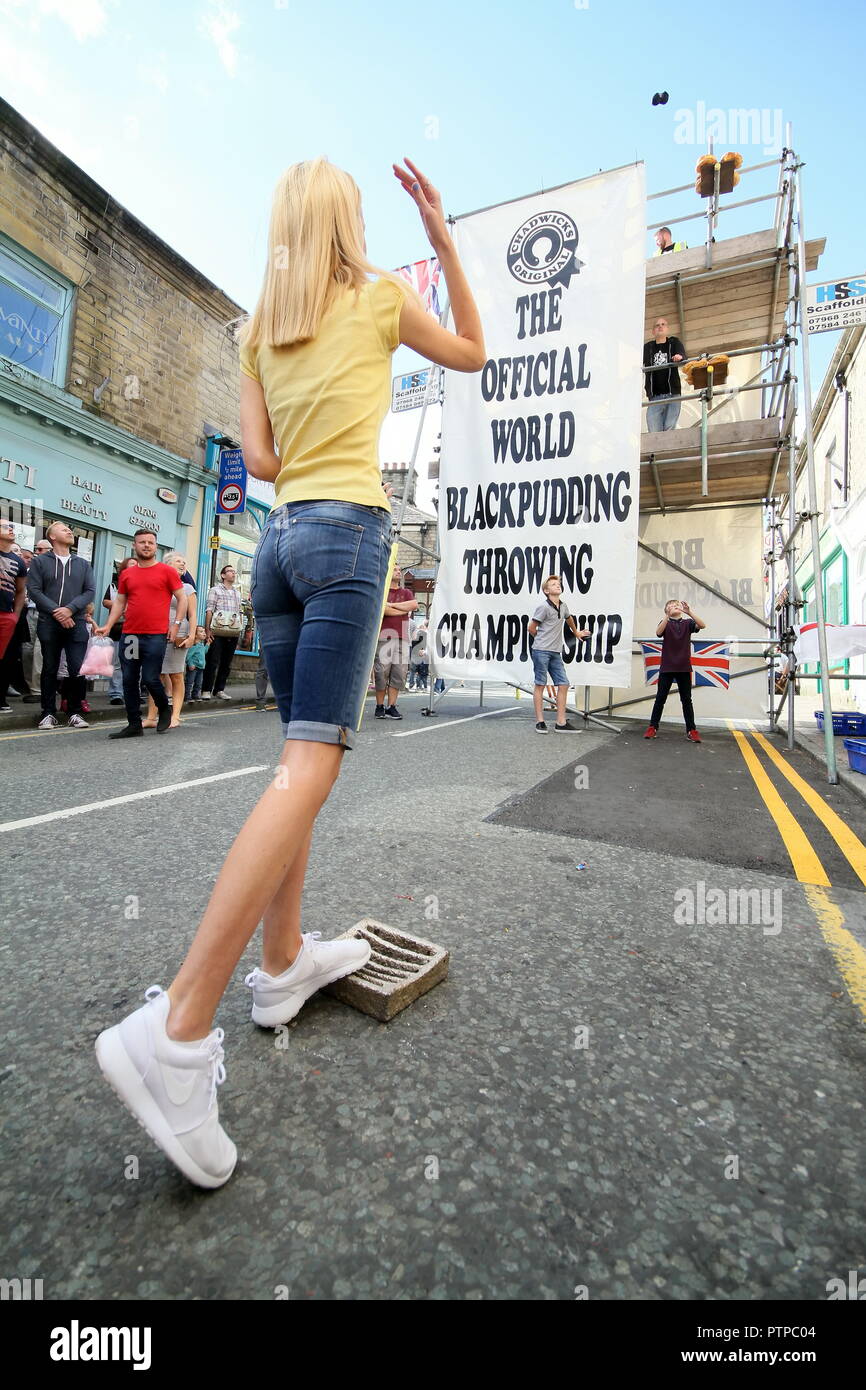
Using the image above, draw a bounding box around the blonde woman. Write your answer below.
[141,552,196,729]
[95,157,484,1187]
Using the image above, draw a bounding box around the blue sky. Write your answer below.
[0,0,861,495]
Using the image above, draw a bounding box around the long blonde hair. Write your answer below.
[241,158,414,350]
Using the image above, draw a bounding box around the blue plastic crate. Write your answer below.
[814,710,860,735]
[842,739,866,775]
[847,712,866,736]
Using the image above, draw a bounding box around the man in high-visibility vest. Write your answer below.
[654,226,688,255]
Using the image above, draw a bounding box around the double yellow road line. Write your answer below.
[727,721,866,1020]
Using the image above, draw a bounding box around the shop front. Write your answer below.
[0,368,207,612]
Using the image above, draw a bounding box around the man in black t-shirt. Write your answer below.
[643,316,686,432]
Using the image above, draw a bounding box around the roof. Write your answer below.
[392,502,437,527]
[0,97,246,318]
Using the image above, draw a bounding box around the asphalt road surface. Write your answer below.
[2,690,865,1301]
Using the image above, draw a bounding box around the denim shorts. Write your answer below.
[250,500,393,749]
[532,647,569,687]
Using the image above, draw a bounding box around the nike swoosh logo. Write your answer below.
[159,1063,200,1108]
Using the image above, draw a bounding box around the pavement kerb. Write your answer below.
[0,684,442,733]
[793,727,866,806]
[0,684,268,732]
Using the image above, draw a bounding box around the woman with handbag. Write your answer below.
[200,563,245,700]
[95,156,484,1187]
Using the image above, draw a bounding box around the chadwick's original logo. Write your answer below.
[507,210,583,289]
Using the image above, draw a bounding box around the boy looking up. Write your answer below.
[528,575,591,734]
[644,598,706,742]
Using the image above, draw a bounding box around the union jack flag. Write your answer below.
[640,640,730,688]
[396,257,442,319]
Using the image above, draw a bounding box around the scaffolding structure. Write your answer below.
[388,129,839,778]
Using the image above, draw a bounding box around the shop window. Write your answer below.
[824,550,848,691]
[0,498,93,555]
[0,238,73,385]
[221,509,263,543]
[0,495,39,547]
[802,551,849,693]
[210,548,257,655]
[824,552,844,626]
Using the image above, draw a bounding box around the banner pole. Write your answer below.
[580,679,619,732]
[390,326,446,537]
[388,266,451,717]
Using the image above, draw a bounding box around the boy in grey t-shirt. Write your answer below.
[528,575,590,733]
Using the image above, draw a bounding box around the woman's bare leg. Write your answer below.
[169,670,185,726]
[165,740,343,1041]
[261,825,313,976]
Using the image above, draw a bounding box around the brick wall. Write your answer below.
[0,99,245,466]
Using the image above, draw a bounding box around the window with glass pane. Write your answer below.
[824,553,845,626]
[222,509,263,543]
[0,243,69,383]
[824,551,849,688]
[214,548,257,654]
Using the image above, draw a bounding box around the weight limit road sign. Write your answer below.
[216,448,247,514]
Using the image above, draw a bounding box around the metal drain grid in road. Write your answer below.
[324,919,449,1021]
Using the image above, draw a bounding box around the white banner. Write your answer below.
[795,623,866,664]
[430,164,646,687]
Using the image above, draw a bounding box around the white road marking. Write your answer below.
[389,707,520,737]
[0,765,270,833]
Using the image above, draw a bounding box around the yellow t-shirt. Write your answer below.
[239,276,407,511]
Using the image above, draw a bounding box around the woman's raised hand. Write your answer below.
[393,158,449,254]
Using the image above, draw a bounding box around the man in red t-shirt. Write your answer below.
[374,564,418,721]
[97,528,187,739]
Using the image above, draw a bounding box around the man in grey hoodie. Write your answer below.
[26,521,96,729]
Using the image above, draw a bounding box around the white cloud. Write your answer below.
[199,0,241,78]
[0,0,112,42]
[39,0,111,42]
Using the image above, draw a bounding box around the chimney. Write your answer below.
[381,461,416,505]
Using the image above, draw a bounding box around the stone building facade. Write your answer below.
[0,96,246,611]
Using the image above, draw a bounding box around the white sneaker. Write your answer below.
[245,932,372,1027]
[201,692,212,701]
[38,713,59,729]
[68,713,89,729]
[95,987,237,1189]
[215,691,231,701]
